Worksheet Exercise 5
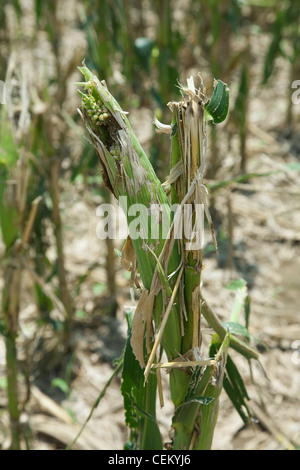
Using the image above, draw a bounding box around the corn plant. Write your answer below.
[0,119,22,450]
[191,1,263,177]
[262,0,300,127]
[0,65,42,449]
[0,1,84,448]
[77,65,259,450]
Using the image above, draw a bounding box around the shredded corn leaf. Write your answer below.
[121,311,163,450]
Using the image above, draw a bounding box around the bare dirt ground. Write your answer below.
[0,2,300,451]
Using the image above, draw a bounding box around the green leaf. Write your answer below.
[204,79,230,124]
[285,162,300,171]
[134,37,154,73]
[208,170,279,193]
[223,321,265,347]
[0,112,19,168]
[114,248,122,258]
[92,282,106,295]
[233,62,248,133]
[229,290,247,324]
[177,396,215,409]
[227,278,248,323]
[209,342,251,424]
[75,309,87,319]
[243,0,277,6]
[0,113,20,248]
[171,121,177,137]
[51,378,69,395]
[223,354,251,423]
[244,294,250,330]
[223,321,250,337]
[223,321,251,338]
[121,311,163,450]
[0,166,20,248]
[125,393,158,422]
[262,10,285,84]
[0,376,7,389]
[226,278,247,291]
[146,244,172,297]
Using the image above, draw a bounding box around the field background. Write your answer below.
[0,0,299,450]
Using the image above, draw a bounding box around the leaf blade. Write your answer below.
[204,79,230,124]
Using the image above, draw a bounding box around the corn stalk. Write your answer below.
[0,128,40,450]
[77,65,259,450]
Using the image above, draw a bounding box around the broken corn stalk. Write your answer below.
[77,65,259,450]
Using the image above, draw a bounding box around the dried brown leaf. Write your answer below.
[130,289,155,368]
[121,235,136,271]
